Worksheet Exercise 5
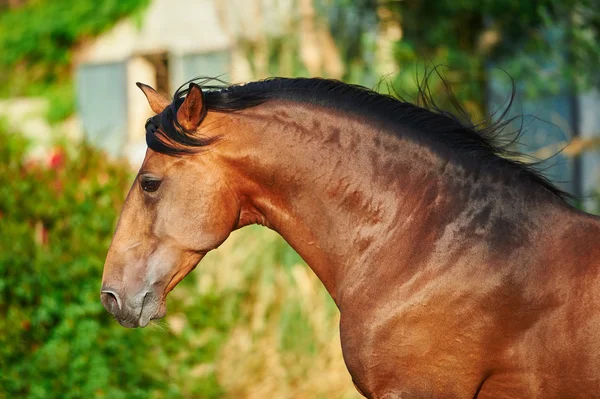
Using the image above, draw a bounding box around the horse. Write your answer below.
[101,77,600,398]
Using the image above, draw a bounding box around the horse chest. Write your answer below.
[338,298,600,399]
[338,301,494,398]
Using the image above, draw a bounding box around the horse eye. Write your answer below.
[141,179,161,192]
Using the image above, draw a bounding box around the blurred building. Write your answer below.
[75,0,232,163]
[74,0,339,165]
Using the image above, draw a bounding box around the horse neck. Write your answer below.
[215,101,566,306]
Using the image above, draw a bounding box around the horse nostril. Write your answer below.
[101,290,122,314]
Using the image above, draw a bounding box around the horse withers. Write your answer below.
[101,78,600,398]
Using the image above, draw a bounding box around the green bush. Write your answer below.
[0,0,149,98]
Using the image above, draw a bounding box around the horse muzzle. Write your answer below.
[100,286,165,328]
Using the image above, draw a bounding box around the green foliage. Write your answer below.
[0,128,138,397]
[389,0,600,101]
[44,82,76,124]
[0,0,149,96]
[322,0,600,116]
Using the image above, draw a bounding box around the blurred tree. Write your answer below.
[218,0,345,81]
[320,0,600,117]
[315,0,380,85]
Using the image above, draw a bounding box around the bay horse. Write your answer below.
[101,77,600,398]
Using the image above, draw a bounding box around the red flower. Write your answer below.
[47,148,65,169]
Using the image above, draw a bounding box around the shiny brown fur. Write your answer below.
[102,80,600,398]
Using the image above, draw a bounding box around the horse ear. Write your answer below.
[176,83,205,131]
[136,82,170,114]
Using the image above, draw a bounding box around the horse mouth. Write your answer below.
[138,298,167,327]
[115,305,165,328]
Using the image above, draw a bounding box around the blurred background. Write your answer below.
[0,0,599,398]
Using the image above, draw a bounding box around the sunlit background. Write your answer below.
[1,0,599,398]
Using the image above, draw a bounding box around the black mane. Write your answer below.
[146,76,569,201]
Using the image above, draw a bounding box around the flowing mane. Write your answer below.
[145,77,569,201]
